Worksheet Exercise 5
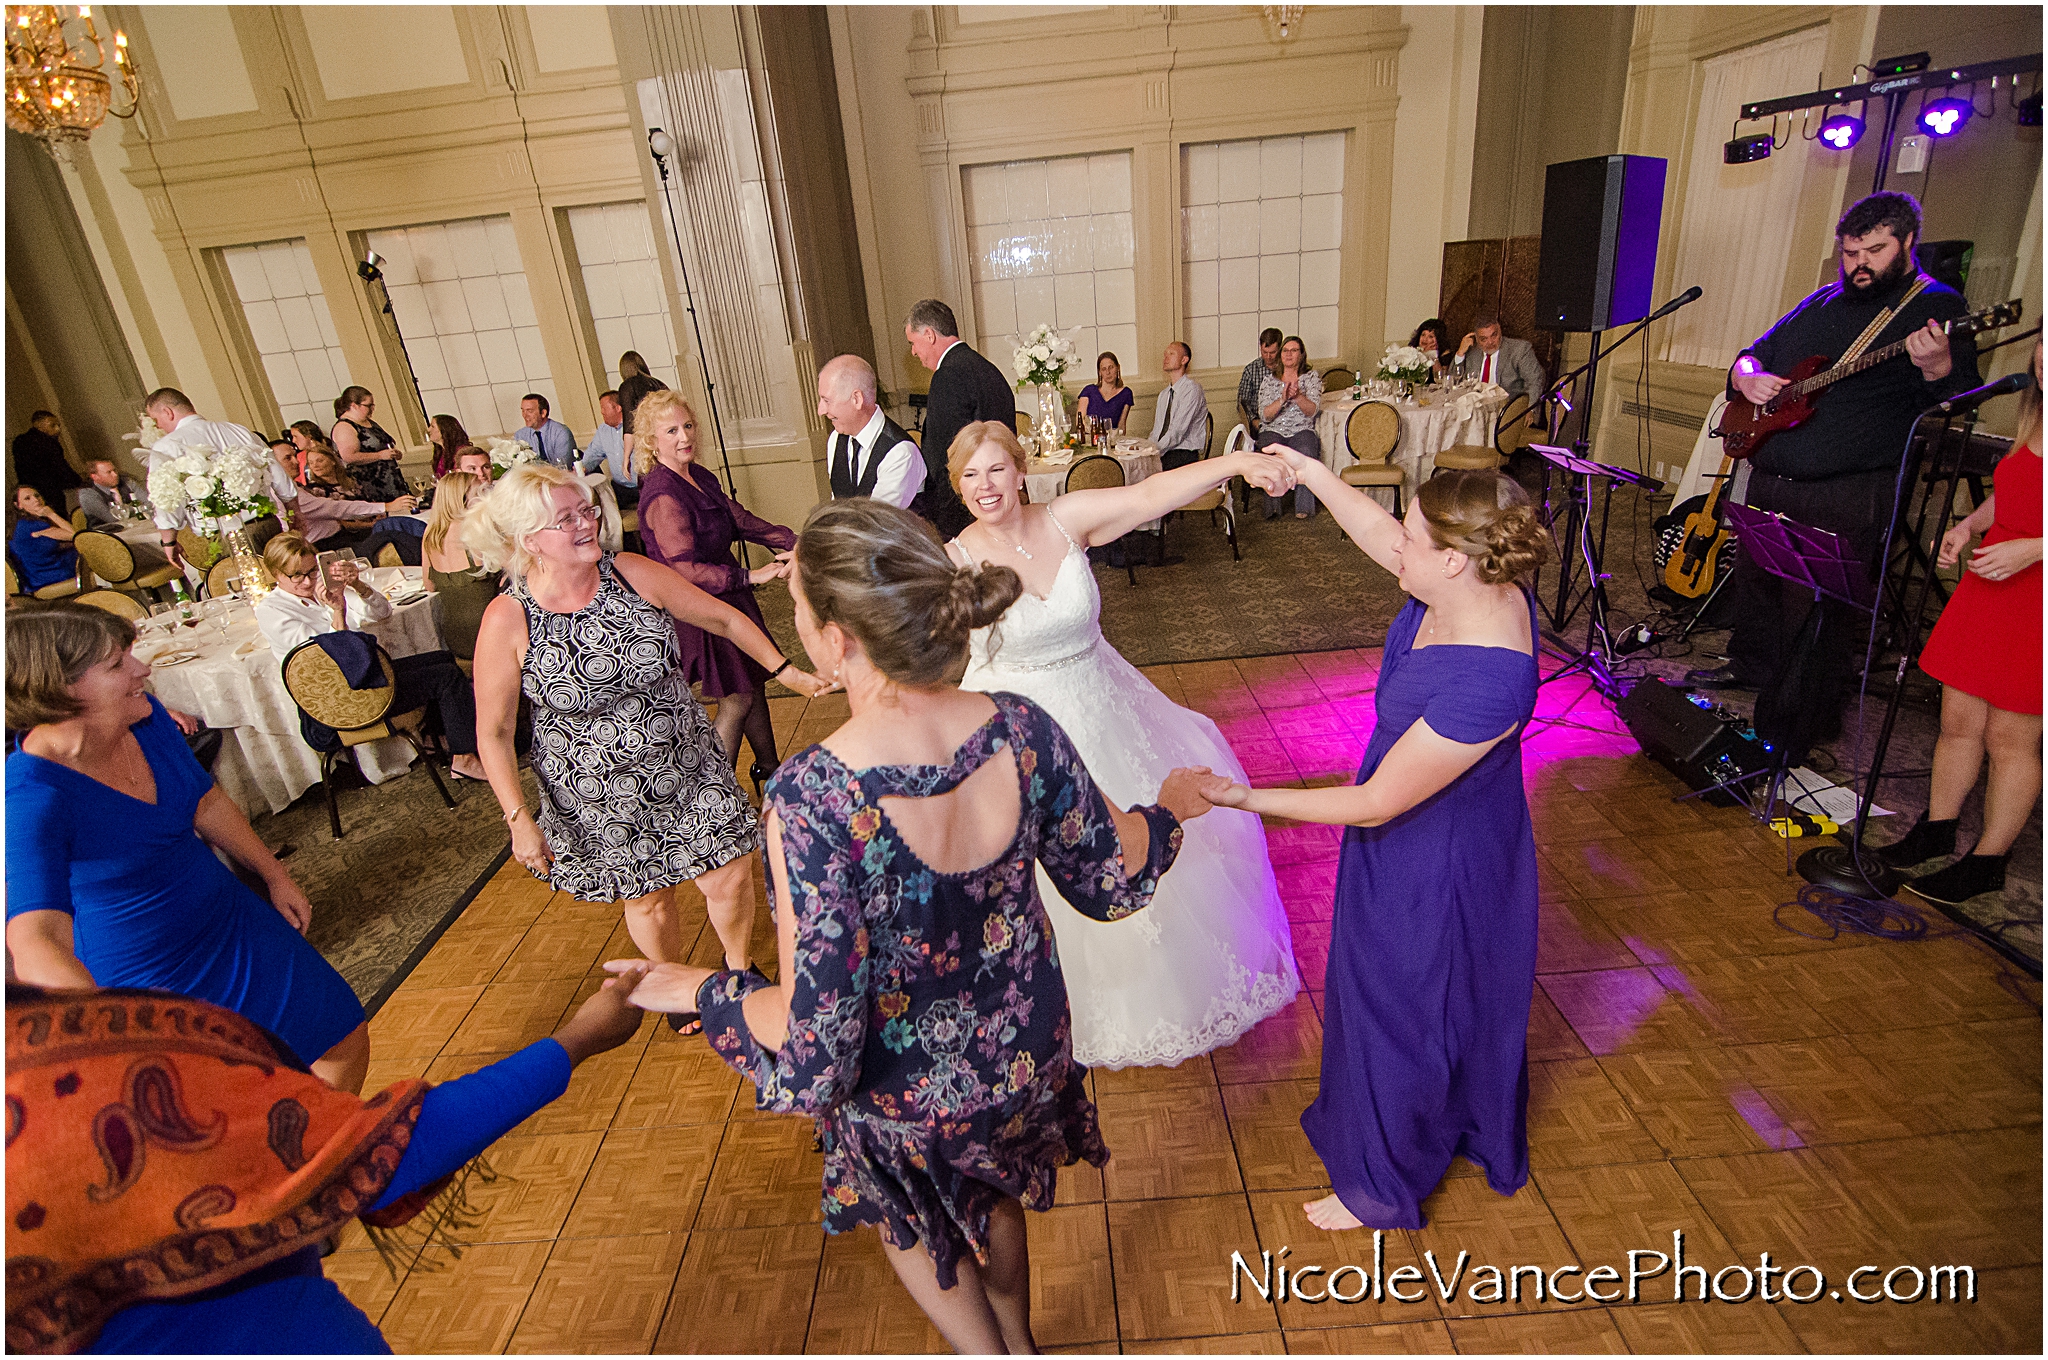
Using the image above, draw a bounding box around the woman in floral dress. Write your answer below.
[612,499,1216,1351]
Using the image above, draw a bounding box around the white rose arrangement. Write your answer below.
[487,436,538,472]
[146,440,277,525]
[1375,345,1433,386]
[1012,323,1075,388]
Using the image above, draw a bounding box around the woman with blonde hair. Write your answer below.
[610,497,1216,1351]
[633,386,798,792]
[467,463,830,1024]
[420,469,498,660]
[1199,452,1548,1233]
[945,418,1302,1069]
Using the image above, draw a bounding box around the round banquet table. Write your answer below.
[1315,394,1504,505]
[137,575,448,817]
[1024,440,1164,530]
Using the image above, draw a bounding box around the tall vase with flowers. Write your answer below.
[1012,323,1076,445]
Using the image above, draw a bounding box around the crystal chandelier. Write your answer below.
[1263,5,1305,39]
[5,5,138,158]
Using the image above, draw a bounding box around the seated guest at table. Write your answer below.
[421,470,499,661]
[300,445,419,560]
[329,386,411,504]
[1258,336,1322,519]
[145,388,300,567]
[1150,341,1208,470]
[818,353,924,510]
[255,532,484,781]
[1410,318,1452,380]
[266,435,301,485]
[427,412,475,481]
[4,601,370,1091]
[585,389,638,509]
[513,392,582,470]
[467,463,827,989]
[1238,327,1283,437]
[637,387,797,789]
[287,419,330,483]
[10,485,77,591]
[456,446,495,482]
[77,457,149,527]
[1451,312,1546,402]
[5,976,647,1354]
[1078,351,1135,432]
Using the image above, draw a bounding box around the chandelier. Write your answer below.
[5,5,138,157]
[1263,5,1305,40]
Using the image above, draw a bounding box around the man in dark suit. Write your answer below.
[906,298,1014,538]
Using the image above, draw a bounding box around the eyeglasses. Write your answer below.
[279,564,318,581]
[539,505,602,533]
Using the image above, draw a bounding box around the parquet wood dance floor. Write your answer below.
[340,652,2042,1354]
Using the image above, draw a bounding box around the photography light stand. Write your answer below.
[646,127,739,501]
[357,252,430,438]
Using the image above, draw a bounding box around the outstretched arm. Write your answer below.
[1198,715,1511,827]
[1264,444,1403,573]
[612,553,831,695]
[1052,450,1290,546]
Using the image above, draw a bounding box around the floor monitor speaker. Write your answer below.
[1534,155,1666,333]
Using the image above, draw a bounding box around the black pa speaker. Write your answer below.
[1533,155,1667,332]
[1914,240,1972,294]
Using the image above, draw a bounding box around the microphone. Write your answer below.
[1933,371,2031,415]
[1645,286,1704,324]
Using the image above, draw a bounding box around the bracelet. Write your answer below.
[504,805,527,825]
[769,657,793,679]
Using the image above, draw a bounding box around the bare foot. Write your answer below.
[1304,1193,1364,1230]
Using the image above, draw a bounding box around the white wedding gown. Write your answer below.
[951,515,1300,1068]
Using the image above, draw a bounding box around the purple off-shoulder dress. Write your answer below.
[638,461,796,699]
[1303,588,1540,1229]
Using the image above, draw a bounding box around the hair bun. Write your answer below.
[946,561,1024,635]
[1474,501,1548,584]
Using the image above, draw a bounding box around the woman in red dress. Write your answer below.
[1884,341,2042,904]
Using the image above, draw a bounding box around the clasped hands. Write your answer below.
[1236,446,1312,497]
[748,550,795,587]
[1938,522,2041,581]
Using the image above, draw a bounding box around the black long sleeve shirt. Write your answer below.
[1731,272,1979,481]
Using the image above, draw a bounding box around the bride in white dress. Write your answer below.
[942,420,1302,1067]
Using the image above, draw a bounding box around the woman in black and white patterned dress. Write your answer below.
[468,464,831,1002]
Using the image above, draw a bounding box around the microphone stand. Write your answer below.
[357,260,430,440]
[646,129,739,504]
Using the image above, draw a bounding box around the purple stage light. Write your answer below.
[1817,112,1864,149]
[1918,96,1971,137]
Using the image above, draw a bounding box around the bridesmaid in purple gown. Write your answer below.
[1198,459,1548,1230]
[634,387,797,791]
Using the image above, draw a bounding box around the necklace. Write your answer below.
[983,524,1033,561]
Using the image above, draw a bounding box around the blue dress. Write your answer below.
[1301,591,1539,1229]
[5,698,364,1065]
[11,516,77,590]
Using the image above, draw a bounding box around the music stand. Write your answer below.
[1529,443,1664,699]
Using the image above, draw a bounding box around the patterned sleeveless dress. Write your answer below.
[511,554,758,901]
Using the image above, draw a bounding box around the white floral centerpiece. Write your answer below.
[1374,344,1433,387]
[1011,323,1075,388]
[145,439,276,527]
[486,435,539,472]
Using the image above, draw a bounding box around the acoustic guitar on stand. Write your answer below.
[1713,299,2023,461]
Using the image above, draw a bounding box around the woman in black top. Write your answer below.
[331,386,411,503]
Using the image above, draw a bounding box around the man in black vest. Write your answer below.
[907,298,1013,538]
[817,355,926,512]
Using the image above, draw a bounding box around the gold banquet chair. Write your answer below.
[1342,401,1407,518]
[76,589,150,621]
[1432,444,1505,475]
[8,558,81,601]
[1175,411,1240,562]
[282,638,455,840]
[178,526,224,572]
[73,528,183,598]
[204,556,246,600]
[1323,366,1356,395]
[1062,454,1137,586]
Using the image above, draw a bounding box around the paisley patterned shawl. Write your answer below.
[4,986,430,1354]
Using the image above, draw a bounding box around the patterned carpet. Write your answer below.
[287,481,2036,1007]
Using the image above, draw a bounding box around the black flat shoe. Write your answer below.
[1874,815,1958,870]
[1684,664,1755,690]
[1904,853,2008,905]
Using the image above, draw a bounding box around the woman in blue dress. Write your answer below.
[1196,461,1548,1231]
[5,602,370,1092]
[611,499,1216,1351]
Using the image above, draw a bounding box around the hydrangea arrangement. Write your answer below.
[1012,323,1075,388]
[145,439,276,525]
[487,435,538,472]
[1375,344,1433,386]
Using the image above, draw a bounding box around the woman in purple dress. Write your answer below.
[611,499,1214,1350]
[1197,460,1548,1231]
[634,386,797,791]
[1076,351,1136,432]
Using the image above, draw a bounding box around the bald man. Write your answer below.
[816,355,926,513]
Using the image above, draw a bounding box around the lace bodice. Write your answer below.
[957,516,1102,674]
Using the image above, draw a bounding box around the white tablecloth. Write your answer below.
[140,583,447,817]
[1316,395,1501,502]
[1025,441,1165,529]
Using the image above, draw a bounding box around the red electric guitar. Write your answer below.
[1714,298,2023,460]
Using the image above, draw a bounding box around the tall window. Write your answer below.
[221,240,350,430]
[1181,132,1345,368]
[566,202,681,393]
[364,216,551,440]
[1662,27,1831,367]
[963,152,1136,377]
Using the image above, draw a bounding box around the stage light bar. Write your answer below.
[1724,133,1774,164]
[1919,96,1972,137]
[1818,112,1865,149]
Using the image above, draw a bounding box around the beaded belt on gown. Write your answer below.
[982,639,1098,673]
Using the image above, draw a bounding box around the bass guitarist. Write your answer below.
[1687,191,1978,759]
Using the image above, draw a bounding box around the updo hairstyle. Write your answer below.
[795,499,1022,687]
[946,420,1029,498]
[1414,468,1549,585]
